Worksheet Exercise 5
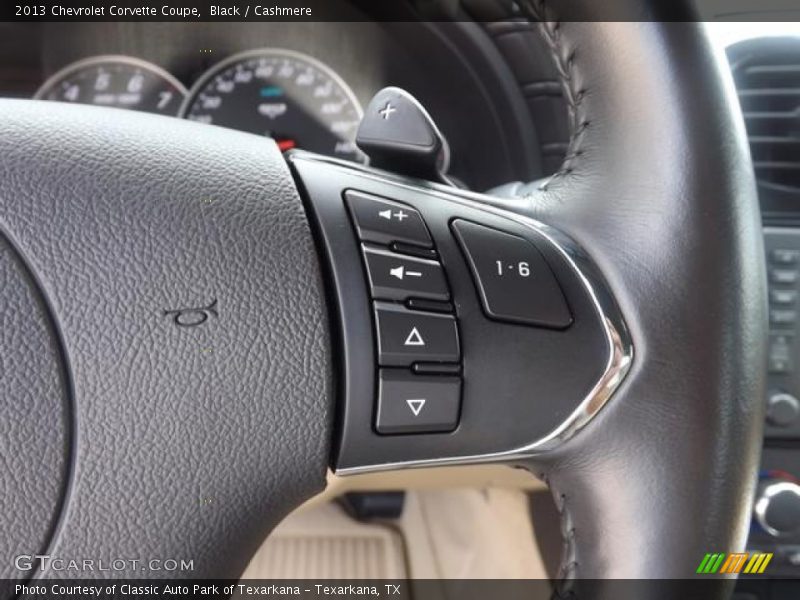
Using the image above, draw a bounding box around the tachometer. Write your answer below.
[35,55,187,116]
[180,49,364,161]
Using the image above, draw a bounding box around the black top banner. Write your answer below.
[6,0,324,22]
[2,0,800,23]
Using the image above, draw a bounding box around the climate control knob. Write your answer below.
[755,481,800,537]
[766,391,800,428]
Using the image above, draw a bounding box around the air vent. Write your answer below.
[731,38,800,191]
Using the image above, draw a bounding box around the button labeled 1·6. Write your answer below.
[452,220,572,329]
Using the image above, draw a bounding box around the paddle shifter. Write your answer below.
[355,86,452,184]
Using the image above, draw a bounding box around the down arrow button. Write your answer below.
[376,370,461,435]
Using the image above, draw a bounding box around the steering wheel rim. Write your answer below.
[513,2,767,593]
[0,4,766,597]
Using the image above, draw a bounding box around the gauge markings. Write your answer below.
[34,50,364,163]
[180,49,364,162]
[35,55,187,116]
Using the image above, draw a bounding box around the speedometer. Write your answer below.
[180,49,364,162]
[35,55,186,115]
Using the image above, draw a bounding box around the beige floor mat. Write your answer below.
[241,501,406,579]
[241,488,547,579]
[400,488,547,579]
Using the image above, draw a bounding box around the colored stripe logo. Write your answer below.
[697,552,773,574]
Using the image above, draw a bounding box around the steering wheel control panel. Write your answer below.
[292,153,630,473]
[764,228,800,439]
[346,190,463,434]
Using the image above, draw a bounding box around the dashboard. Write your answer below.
[0,14,544,191]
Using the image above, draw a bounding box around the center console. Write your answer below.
[765,229,800,438]
[740,229,800,596]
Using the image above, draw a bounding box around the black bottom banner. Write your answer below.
[2,579,799,600]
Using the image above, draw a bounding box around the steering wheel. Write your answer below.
[0,2,766,598]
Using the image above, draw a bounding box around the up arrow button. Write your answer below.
[374,302,460,367]
[404,327,425,346]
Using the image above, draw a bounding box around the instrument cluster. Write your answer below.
[34,50,364,161]
[2,16,539,191]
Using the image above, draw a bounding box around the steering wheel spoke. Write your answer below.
[290,152,632,474]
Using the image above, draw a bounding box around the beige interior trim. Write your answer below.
[241,502,406,579]
[241,466,550,580]
[299,465,545,509]
[400,488,549,579]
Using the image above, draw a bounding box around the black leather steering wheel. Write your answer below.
[0,2,766,599]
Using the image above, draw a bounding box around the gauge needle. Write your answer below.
[276,139,297,152]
